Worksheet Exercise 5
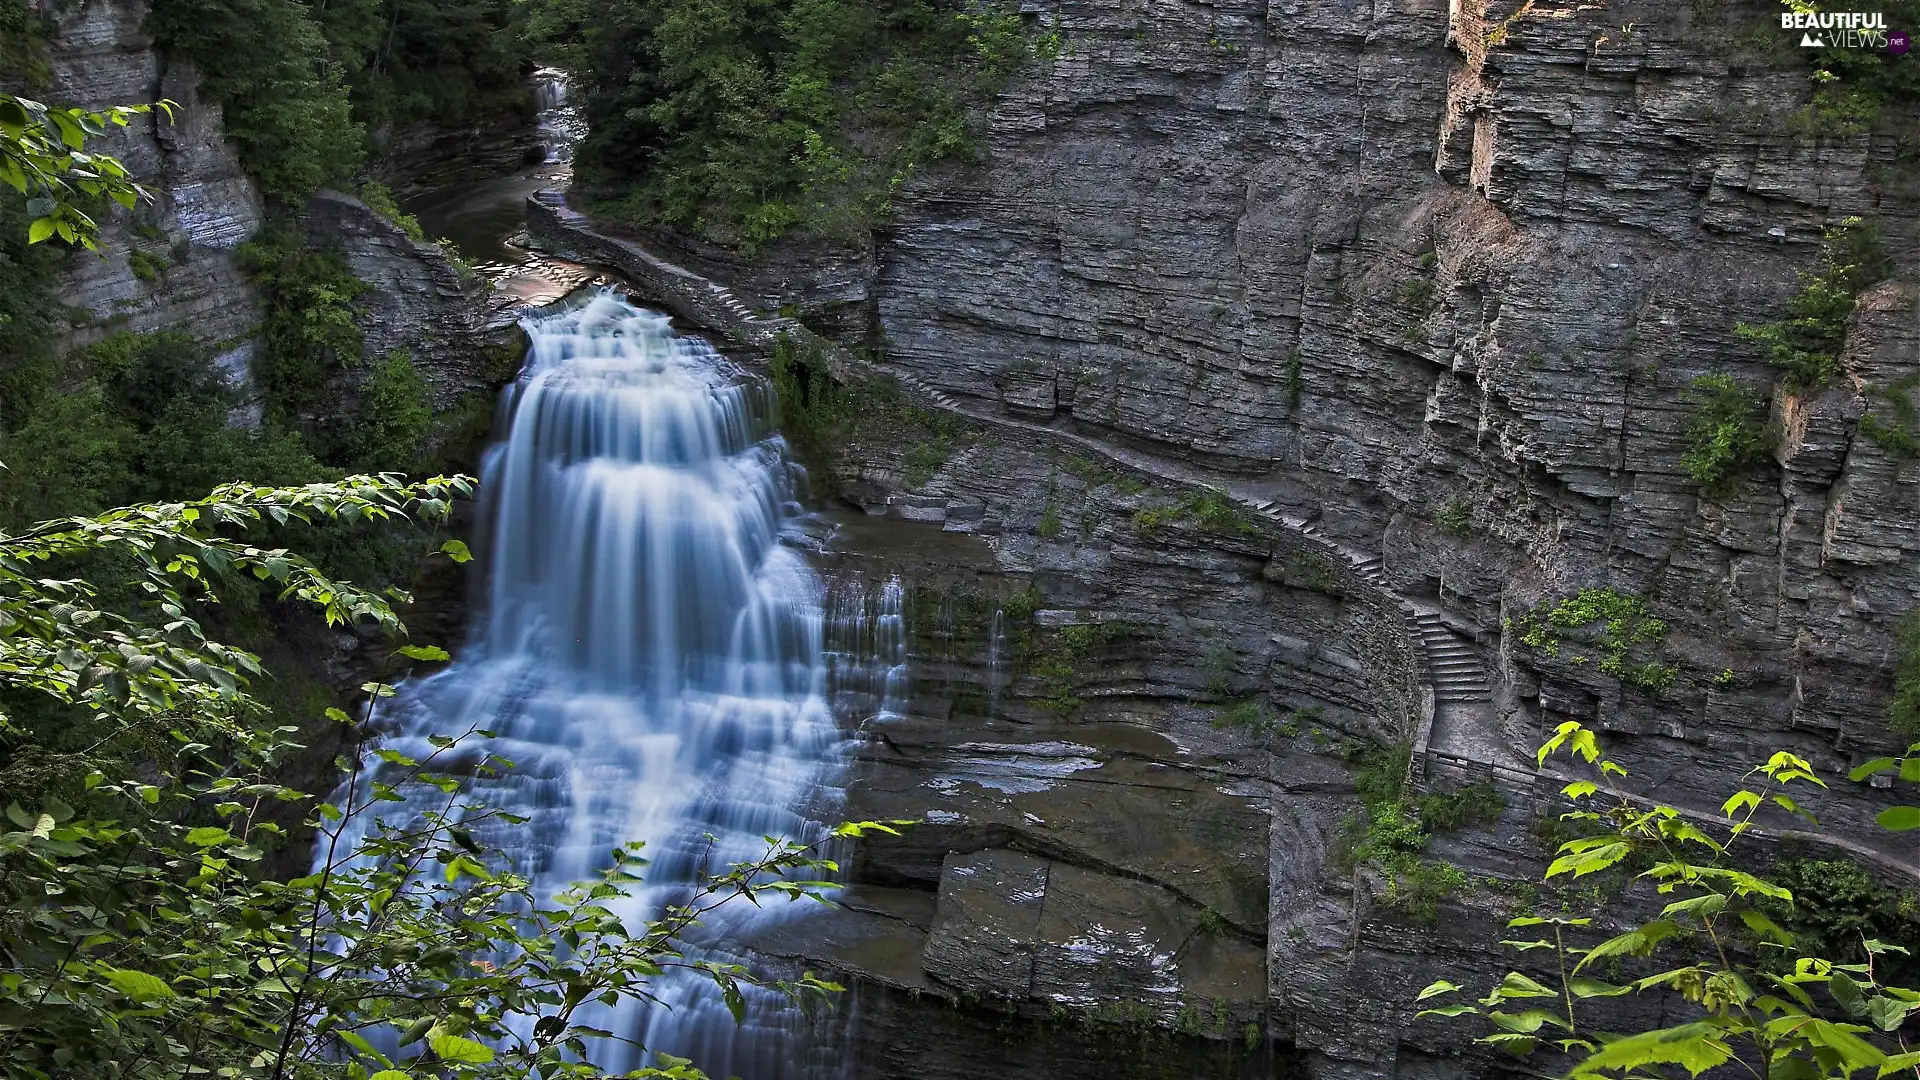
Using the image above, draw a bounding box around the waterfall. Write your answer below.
[826,577,908,732]
[531,67,585,165]
[986,607,1005,719]
[321,290,854,1076]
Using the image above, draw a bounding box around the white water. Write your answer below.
[324,290,860,1075]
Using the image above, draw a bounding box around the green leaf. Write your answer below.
[440,539,472,563]
[101,967,175,1002]
[1570,1022,1733,1078]
[1875,805,1920,831]
[27,216,55,244]
[1417,1003,1479,1018]
[427,1033,493,1064]
[370,1073,412,1080]
[1864,995,1912,1033]
[1494,972,1558,1000]
[395,644,449,662]
[1569,977,1631,998]
[184,826,232,847]
[1416,980,1461,1001]
[1849,758,1896,782]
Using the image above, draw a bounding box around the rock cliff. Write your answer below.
[530,0,1920,1065]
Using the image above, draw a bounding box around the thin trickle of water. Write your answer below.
[321,290,881,1077]
[986,607,1005,720]
[825,577,909,732]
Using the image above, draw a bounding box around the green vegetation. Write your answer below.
[1132,487,1258,538]
[1765,856,1920,987]
[768,332,965,487]
[145,0,364,203]
[532,0,1048,250]
[145,0,530,204]
[1733,217,1889,392]
[1330,744,1503,923]
[238,229,368,420]
[1212,699,1282,736]
[1418,722,1920,1077]
[1284,347,1303,410]
[1201,643,1235,696]
[357,348,434,471]
[0,94,158,249]
[0,478,884,1079]
[1433,495,1472,537]
[1858,376,1920,457]
[1785,0,1920,135]
[1890,611,1920,738]
[1024,620,1130,715]
[1510,587,1677,693]
[1268,550,1344,595]
[0,330,326,526]
[127,247,168,282]
[357,180,426,241]
[1680,372,1775,497]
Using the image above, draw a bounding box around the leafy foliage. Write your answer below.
[1892,613,1920,739]
[0,93,161,249]
[356,349,434,472]
[239,230,370,423]
[357,181,426,241]
[146,0,530,204]
[1418,722,1920,1078]
[1131,487,1258,538]
[1331,744,1503,923]
[145,0,364,204]
[0,331,327,526]
[1681,373,1776,497]
[1733,217,1890,392]
[534,0,1048,250]
[1511,588,1677,693]
[1783,0,1920,135]
[0,478,897,1078]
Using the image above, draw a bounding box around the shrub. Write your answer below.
[146,0,366,203]
[238,230,368,422]
[357,181,426,241]
[357,348,435,471]
[1733,217,1889,392]
[1891,611,1920,738]
[1433,495,1472,537]
[1681,372,1775,496]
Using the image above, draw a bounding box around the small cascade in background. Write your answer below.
[530,68,586,165]
[321,290,898,1077]
[825,577,909,733]
[986,607,1005,720]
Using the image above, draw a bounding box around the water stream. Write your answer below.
[324,291,881,1075]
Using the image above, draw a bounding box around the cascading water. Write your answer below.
[322,290,858,1076]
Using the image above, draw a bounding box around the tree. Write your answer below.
[0,476,891,1078]
[1416,721,1920,1078]
[0,93,160,250]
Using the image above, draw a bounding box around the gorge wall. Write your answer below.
[36,0,521,418]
